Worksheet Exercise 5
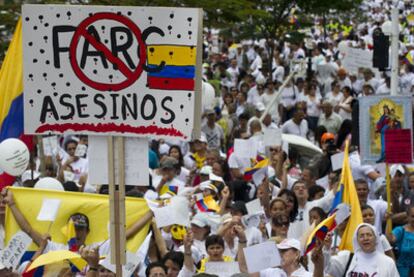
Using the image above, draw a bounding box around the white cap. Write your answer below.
[159,143,170,155]
[255,102,266,112]
[390,164,405,178]
[191,212,210,228]
[277,238,301,251]
[200,166,212,175]
[199,180,218,194]
[196,133,208,143]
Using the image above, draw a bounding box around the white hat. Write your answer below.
[255,102,266,112]
[200,166,212,176]
[277,238,302,251]
[191,212,210,228]
[21,170,40,183]
[159,143,170,155]
[196,133,208,144]
[199,180,218,194]
[390,164,405,178]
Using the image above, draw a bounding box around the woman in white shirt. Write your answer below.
[336,86,353,121]
[324,223,399,277]
[305,84,322,132]
[325,80,343,107]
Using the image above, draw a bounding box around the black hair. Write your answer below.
[336,119,352,149]
[162,251,184,270]
[69,212,90,230]
[231,201,248,216]
[64,139,78,151]
[309,206,327,221]
[360,204,374,212]
[277,189,299,222]
[63,181,79,192]
[238,112,250,121]
[145,262,168,277]
[168,145,184,167]
[227,180,250,202]
[308,185,325,201]
[205,234,225,249]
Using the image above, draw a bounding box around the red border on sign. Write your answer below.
[69,12,147,91]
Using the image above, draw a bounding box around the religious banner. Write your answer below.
[359,96,413,164]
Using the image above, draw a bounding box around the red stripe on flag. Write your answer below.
[147,77,194,91]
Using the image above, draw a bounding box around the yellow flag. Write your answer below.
[339,141,363,251]
[5,187,150,252]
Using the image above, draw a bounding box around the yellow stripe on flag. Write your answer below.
[0,18,23,126]
[5,187,150,252]
[338,141,363,252]
[147,45,196,66]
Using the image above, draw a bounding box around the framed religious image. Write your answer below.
[359,96,413,164]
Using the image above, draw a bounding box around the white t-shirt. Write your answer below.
[325,91,344,107]
[280,86,298,108]
[260,265,311,277]
[281,119,308,138]
[63,157,88,182]
[305,94,322,117]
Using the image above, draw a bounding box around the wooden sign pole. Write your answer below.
[385,163,392,234]
[108,136,126,276]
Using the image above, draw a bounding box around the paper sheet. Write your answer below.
[263,129,282,147]
[243,241,281,273]
[37,198,61,221]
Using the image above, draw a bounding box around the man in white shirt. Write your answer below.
[201,109,224,150]
[226,59,240,88]
[281,109,308,138]
[318,101,343,134]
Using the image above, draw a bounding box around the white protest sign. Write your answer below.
[316,175,329,190]
[263,128,282,147]
[74,144,87,157]
[37,198,61,221]
[243,241,281,273]
[42,136,58,156]
[234,139,257,158]
[205,261,240,277]
[101,250,140,276]
[245,198,264,215]
[252,166,267,186]
[88,136,149,186]
[23,5,202,140]
[342,46,380,76]
[0,231,32,271]
[153,196,190,227]
[331,152,345,171]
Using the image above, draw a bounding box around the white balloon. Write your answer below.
[0,138,30,176]
[34,177,64,191]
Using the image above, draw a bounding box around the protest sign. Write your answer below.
[234,139,257,158]
[0,231,32,271]
[205,261,240,277]
[42,136,58,156]
[88,136,149,186]
[246,198,264,215]
[385,129,413,164]
[342,46,380,76]
[153,196,190,228]
[263,128,282,147]
[23,5,202,140]
[243,241,281,273]
[37,198,61,221]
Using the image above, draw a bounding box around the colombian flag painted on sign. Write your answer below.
[0,18,33,189]
[147,45,196,91]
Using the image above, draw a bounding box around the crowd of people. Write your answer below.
[1,0,414,276]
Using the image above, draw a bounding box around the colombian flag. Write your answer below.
[196,195,220,213]
[0,19,33,189]
[6,187,151,275]
[159,184,179,196]
[305,213,337,255]
[147,45,196,91]
[329,141,362,252]
[244,155,269,182]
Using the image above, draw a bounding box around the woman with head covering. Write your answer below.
[324,223,399,277]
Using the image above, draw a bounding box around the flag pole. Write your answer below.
[385,163,392,234]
